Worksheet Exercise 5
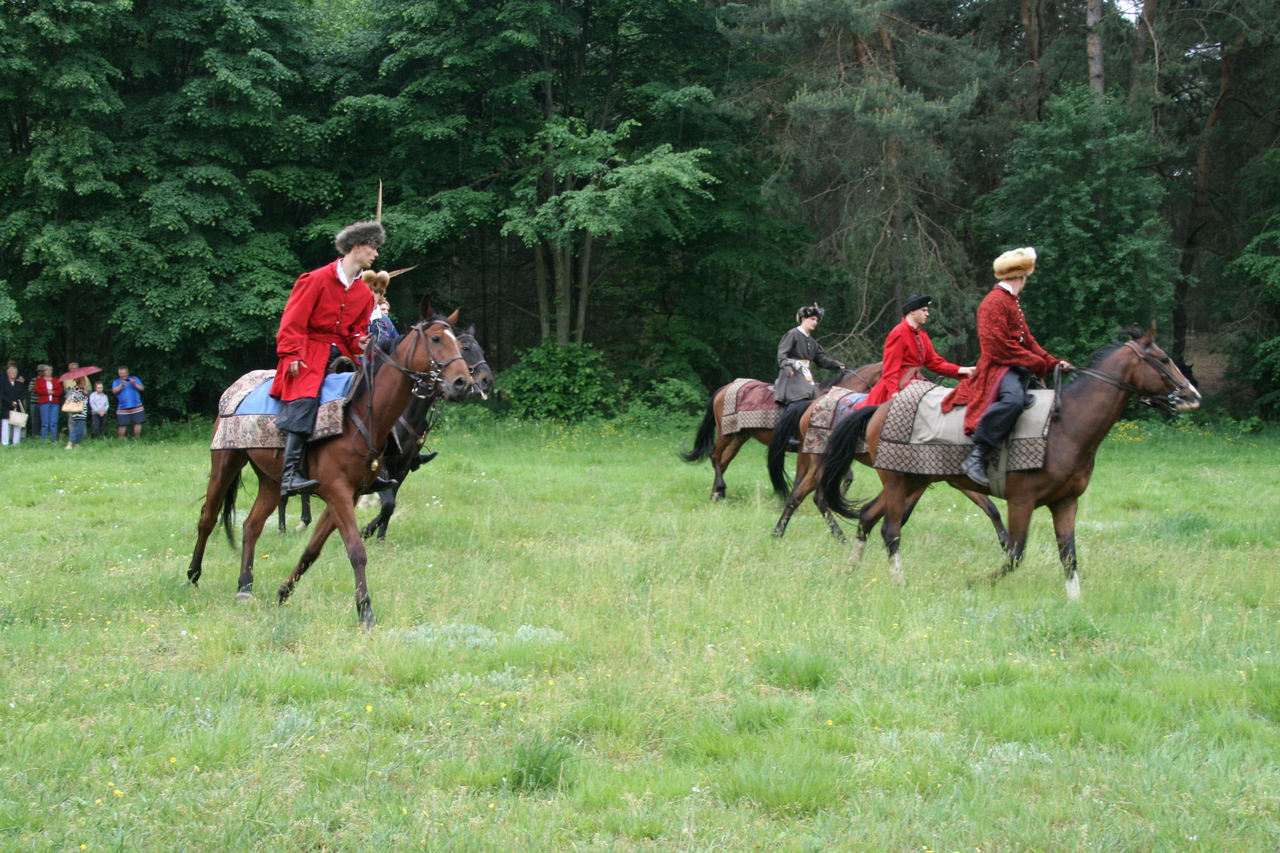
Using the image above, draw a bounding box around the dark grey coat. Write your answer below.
[774,328,843,404]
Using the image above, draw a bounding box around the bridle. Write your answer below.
[1063,340,1195,415]
[348,318,464,460]
[844,364,877,393]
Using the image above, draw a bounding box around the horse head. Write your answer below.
[405,303,472,402]
[1116,324,1202,414]
[458,325,494,399]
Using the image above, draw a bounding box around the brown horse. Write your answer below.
[681,363,882,501]
[187,303,473,627]
[765,393,1009,548]
[819,326,1200,597]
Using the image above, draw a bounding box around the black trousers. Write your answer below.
[972,369,1030,449]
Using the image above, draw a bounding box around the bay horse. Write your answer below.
[187,301,473,627]
[359,325,495,541]
[681,363,883,501]
[276,325,494,538]
[818,326,1200,597]
[764,394,1009,549]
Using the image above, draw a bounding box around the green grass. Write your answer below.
[1,416,1279,850]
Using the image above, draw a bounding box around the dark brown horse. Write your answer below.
[359,325,495,541]
[187,303,473,627]
[681,363,882,501]
[765,393,1009,549]
[819,326,1200,597]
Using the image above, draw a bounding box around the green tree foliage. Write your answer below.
[978,87,1175,363]
[0,0,333,411]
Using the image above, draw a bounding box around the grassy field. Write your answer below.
[1,413,1278,851]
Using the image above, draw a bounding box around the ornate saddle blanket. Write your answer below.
[801,387,868,454]
[720,378,782,435]
[211,371,357,450]
[874,381,1053,497]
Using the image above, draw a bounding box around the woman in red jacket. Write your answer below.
[33,364,62,441]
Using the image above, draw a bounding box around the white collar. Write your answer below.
[996,281,1018,295]
[335,259,354,291]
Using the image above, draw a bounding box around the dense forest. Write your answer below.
[2,0,1279,418]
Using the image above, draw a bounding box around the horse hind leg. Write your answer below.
[710,433,747,502]
[188,450,245,587]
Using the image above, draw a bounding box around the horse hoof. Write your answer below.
[235,591,254,602]
[1065,574,1082,600]
[294,522,308,533]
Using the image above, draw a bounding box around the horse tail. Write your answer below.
[221,470,241,552]
[679,400,717,463]
[767,401,807,499]
[820,405,878,518]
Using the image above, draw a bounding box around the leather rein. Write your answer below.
[1057,340,1192,416]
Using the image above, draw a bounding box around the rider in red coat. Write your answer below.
[859,294,973,408]
[944,247,1072,487]
[270,220,381,495]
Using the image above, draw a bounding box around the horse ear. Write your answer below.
[1141,321,1157,345]
[464,324,476,336]
[419,294,433,320]
[447,308,460,327]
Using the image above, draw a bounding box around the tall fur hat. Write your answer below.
[993,247,1036,280]
[335,220,386,254]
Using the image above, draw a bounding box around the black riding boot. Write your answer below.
[412,450,439,471]
[280,431,320,496]
[960,440,997,489]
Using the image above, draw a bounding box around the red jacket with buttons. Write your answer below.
[269,260,374,402]
[941,285,1062,435]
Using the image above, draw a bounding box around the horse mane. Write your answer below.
[1061,329,1144,397]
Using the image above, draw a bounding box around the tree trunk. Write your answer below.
[1127,0,1159,104]
[1020,0,1047,118]
[1174,43,1239,363]
[1086,0,1105,94]
[552,244,572,346]
[573,231,594,344]
[535,243,551,341]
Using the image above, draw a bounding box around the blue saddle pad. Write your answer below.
[234,373,357,417]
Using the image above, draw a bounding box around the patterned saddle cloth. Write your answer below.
[720,378,782,435]
[801,387,868,454]
[211,371,357,450]
[873,381,1053,498]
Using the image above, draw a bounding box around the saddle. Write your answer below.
[720,378,782,435]
[211,371,359,450]
[874,381,1054,498]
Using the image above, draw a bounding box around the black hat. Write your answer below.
[902,294,931,315]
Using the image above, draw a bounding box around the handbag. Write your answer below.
[62,399,85,414]
[9,403,28,428]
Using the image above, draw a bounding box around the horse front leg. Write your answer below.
[961,488,1009,551]
[278,505,338,606]
[237,476,281,599]
[1050,497,1081,599]
[710,434,747,502]
[326,496,376,628]
[360,488,395,541]
[808,466,846,545]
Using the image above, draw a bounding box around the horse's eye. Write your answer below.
[431,335,441,343]
[1159,357,1170,364]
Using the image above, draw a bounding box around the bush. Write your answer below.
[499,340,620,421]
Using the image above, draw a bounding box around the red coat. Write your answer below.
[859,318,962,408]
[34,376,62,404]
[942,285,1062,434]
[269,260,374,402]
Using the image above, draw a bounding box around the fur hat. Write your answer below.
[335,220,386,254]
[361,270,391,296]
[796,304,824,324]
[993,247,1036,280]
[902,294,931,315]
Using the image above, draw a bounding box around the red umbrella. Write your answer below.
[59,365,101,382]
